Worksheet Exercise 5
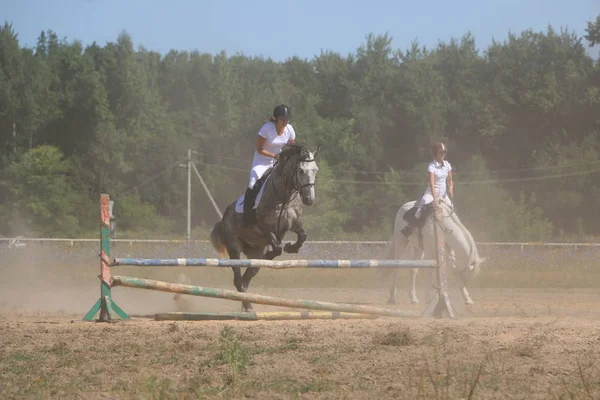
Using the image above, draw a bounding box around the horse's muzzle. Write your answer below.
[302,196,314,206]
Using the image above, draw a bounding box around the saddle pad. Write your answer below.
[235,183,267,214]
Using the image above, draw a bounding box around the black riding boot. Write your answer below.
[242,187,258,227]
[401,224,413,237]
[401,209,420,237]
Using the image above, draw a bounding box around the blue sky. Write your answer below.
[2,0,598,60]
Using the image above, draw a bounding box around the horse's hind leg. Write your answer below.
[238,247,265,312]
[224,244,249,311]
[240,266,260,311]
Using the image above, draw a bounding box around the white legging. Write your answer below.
[248,162,272,189]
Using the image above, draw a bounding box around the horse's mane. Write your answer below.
[276,143,312,168]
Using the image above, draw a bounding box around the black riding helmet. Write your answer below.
[273,104,291,120]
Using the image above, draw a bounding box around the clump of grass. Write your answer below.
[141,376,177,400]
[299,379,332,394]
[510,332,546,358]
[373,327,416,346]
[166,322,179,333]
[415,357,486,400]
[215,326,249,387]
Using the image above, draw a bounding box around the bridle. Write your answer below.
[269,151,317,237]
[271,153,316,202]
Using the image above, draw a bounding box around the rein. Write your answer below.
[269,153,315,238]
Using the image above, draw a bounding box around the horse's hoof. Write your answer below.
[387,298,397,305]
[465,300,474,306]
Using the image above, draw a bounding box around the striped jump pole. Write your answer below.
[112,258,437,269]
[111,275,420,318]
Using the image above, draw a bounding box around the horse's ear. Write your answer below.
[314,144,321,158]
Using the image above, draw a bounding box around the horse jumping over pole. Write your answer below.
[210,143,320,312]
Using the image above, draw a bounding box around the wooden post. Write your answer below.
[422,207,456,318]
[83,194,130,322]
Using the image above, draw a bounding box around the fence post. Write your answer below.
[422,207,456,318]
[83,194,130,322]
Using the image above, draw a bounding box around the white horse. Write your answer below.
[386,199,488,305]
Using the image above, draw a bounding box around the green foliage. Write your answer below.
[1,18,599,240]
[215,326,249,387]
[2,145,81,236]
[457,156,553,242]
[112,193,173,238]
[585,15,600,47]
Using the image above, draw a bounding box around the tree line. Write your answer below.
[1,16,599,241]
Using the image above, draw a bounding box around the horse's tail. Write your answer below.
[210,221,228,258]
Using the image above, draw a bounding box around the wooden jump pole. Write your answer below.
[111,275,420,318]
[154,311,378,321]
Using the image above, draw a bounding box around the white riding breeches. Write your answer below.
[248,161,273,189]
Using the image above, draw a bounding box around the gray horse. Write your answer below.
[210,143,320,311]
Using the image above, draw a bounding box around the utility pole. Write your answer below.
[187,148,192,241]
[180,148,223,240]
[191,162,223,219]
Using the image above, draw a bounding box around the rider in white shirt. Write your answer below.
[402,142,454,237]
[242,104,296,227]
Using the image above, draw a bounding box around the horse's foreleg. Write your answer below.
[265,232,283,259]
[409,268,419,304]
[387,270,398,305]
[461,285,474,305]
[457,269,474,305]
[284,220,306,254]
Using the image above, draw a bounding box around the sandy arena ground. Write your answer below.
[1,286,600,399]
[1,243,599,399]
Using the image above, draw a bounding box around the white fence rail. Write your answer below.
[2,237,599,250]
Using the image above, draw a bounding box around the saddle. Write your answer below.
[400,202,435,241]
[402,203,434,229]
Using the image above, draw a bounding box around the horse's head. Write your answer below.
[277,143,320,206]
[437,199,489,281]
[297,146,320,206]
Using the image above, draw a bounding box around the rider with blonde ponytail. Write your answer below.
[402,142,454,237]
